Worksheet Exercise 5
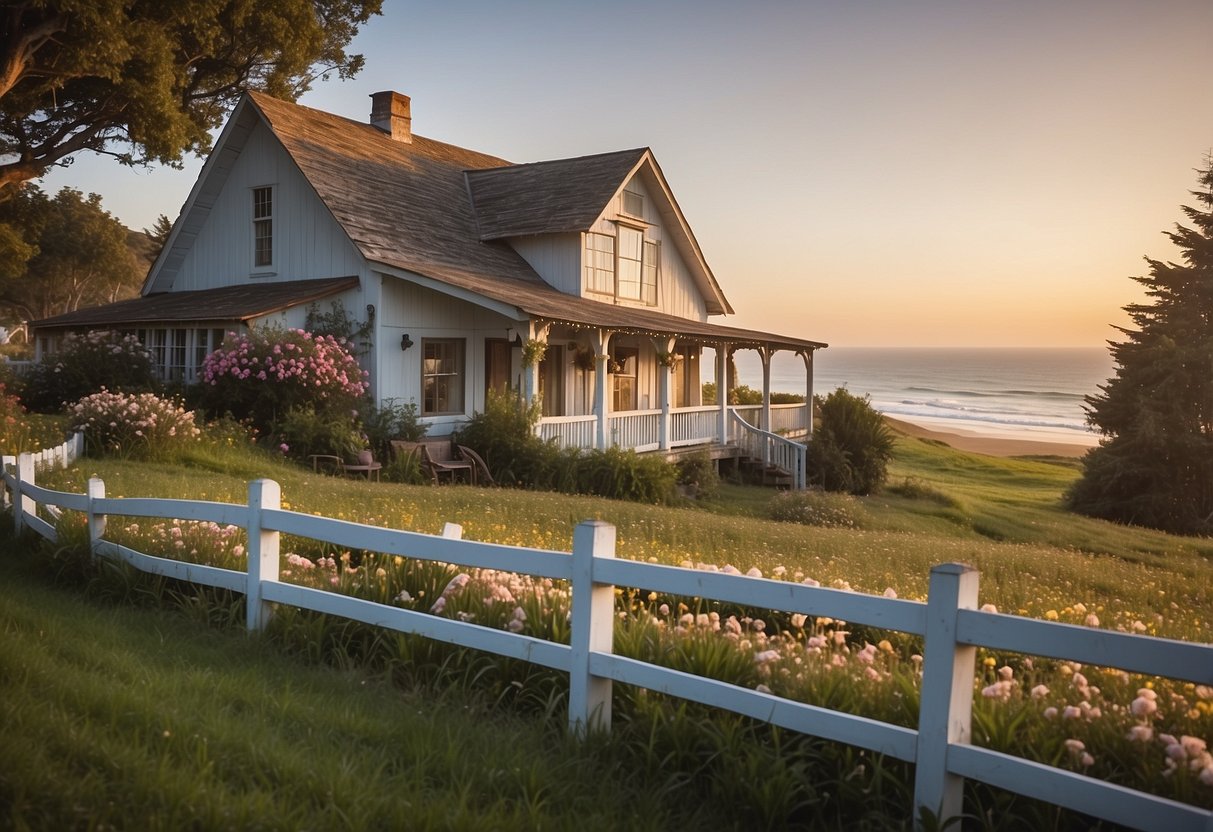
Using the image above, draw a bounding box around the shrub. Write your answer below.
[69,389,201,460]
[807,388,894,495]
[767,489,864,528]
[199,327,367,430]
[360,398,426,462]
[22,331,157,412]
[575,447,678,504]
[454,391,552,486]
[676,450,721,500]
[0,383,64,454]
[276,406,363,461]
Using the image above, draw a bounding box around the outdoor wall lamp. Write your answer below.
[401,333,414,351]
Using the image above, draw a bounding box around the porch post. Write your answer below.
[521,322,549,417]
[655,337,675,451]
[760,346,773,434]
[592,328,612,449]
[716,343,730,445]
[801,349,815,437]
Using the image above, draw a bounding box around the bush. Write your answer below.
[276,406,363,461]
[22,331,158,412]
[676,450,721,500]
[360,398,426,462]
[0,383,64,454]
[807,388,894,495]
[457,391,677,503]
[199,327,367,431]
[69,389,201,460]
[767,489,865,528]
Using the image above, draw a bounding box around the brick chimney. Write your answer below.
[369,91,411,143]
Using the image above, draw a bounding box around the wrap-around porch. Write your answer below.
[511,322,824,489]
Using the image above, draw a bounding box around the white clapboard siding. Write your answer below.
[5,449,1212,831]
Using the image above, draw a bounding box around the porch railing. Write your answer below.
[730,411,806,489]
[610,409,662,453]
[537,415,596,449]
[770,403,808,436]
[670,405,719,448]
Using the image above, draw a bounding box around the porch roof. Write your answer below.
[30,276,359,330]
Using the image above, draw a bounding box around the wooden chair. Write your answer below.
[390,439,474,485]
[456,444,495,486]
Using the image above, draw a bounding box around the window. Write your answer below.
[622,186,644,217]
[585,227,659,306]
[585,232,614,294]
[135,326,227,383]
[253,186,273,269]
[422,338,465,415]
[612,347,638,411]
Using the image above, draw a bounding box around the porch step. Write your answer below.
[738,454,794,488]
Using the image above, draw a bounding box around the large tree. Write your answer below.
[0,0,380,196]
[0,184,142,323]
[1068,158,1213,535]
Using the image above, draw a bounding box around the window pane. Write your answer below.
[421,339,465,415]
[643,240,659,305]
[618,227,643,300]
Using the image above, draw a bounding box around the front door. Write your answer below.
[538,345,564,416]
[485,338,511,398]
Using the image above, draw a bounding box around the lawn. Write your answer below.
[7,425,1212,828]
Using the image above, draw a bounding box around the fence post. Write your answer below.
[86,478,106,559]
[914,562,979,829]
[2,454,14,511]
[72,431,84,464]
[13,452,33,535]
[246,479,281,632]
[569,520,616,736]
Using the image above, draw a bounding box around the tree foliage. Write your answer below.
[1068,159,1213,535]
[0,185,142,322]
[0,0,381,196]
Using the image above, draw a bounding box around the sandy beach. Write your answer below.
[886,417,1093,458]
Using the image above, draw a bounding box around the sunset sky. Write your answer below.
[40,0,1213,348]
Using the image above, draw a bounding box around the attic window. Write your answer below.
[622,186,643,217]
[252,186,273,269]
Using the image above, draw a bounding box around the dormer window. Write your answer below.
[252,186,273,270]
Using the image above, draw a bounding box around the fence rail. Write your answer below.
[4,444,1210,831]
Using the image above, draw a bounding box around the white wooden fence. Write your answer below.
[3,447,1211,831]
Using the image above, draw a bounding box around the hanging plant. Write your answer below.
[572,348,596,372]
[521,338,548,367]
[656,351,681,369]
[606,357,624,375]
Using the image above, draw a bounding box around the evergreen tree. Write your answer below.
[1068,157,1213,534]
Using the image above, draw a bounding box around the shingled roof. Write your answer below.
[33,277,358,330]
[109,92,820,351]
[466,149,648,240]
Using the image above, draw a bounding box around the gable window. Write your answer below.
[585,232,615,294]
[253,186,273,269]
[621,186,644,217]
[584,228,659,306]
[422,338,465,415]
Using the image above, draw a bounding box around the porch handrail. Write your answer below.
[730,411,806,489]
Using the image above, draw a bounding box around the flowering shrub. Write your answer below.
[22,331,157,413]
[70,389,201,459]
[200,327,367,430]
[0,383,63,454]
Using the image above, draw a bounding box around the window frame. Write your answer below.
[421,337,466,416]
[252,185,274,272]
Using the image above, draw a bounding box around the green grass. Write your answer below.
[40,428,1212,642]
[0,552,696,831]
[8,428,1213,828]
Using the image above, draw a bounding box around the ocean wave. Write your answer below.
[879,402,1094,434]
[904,386,1085,401]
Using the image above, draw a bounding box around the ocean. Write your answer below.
[729,347,1115,447]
